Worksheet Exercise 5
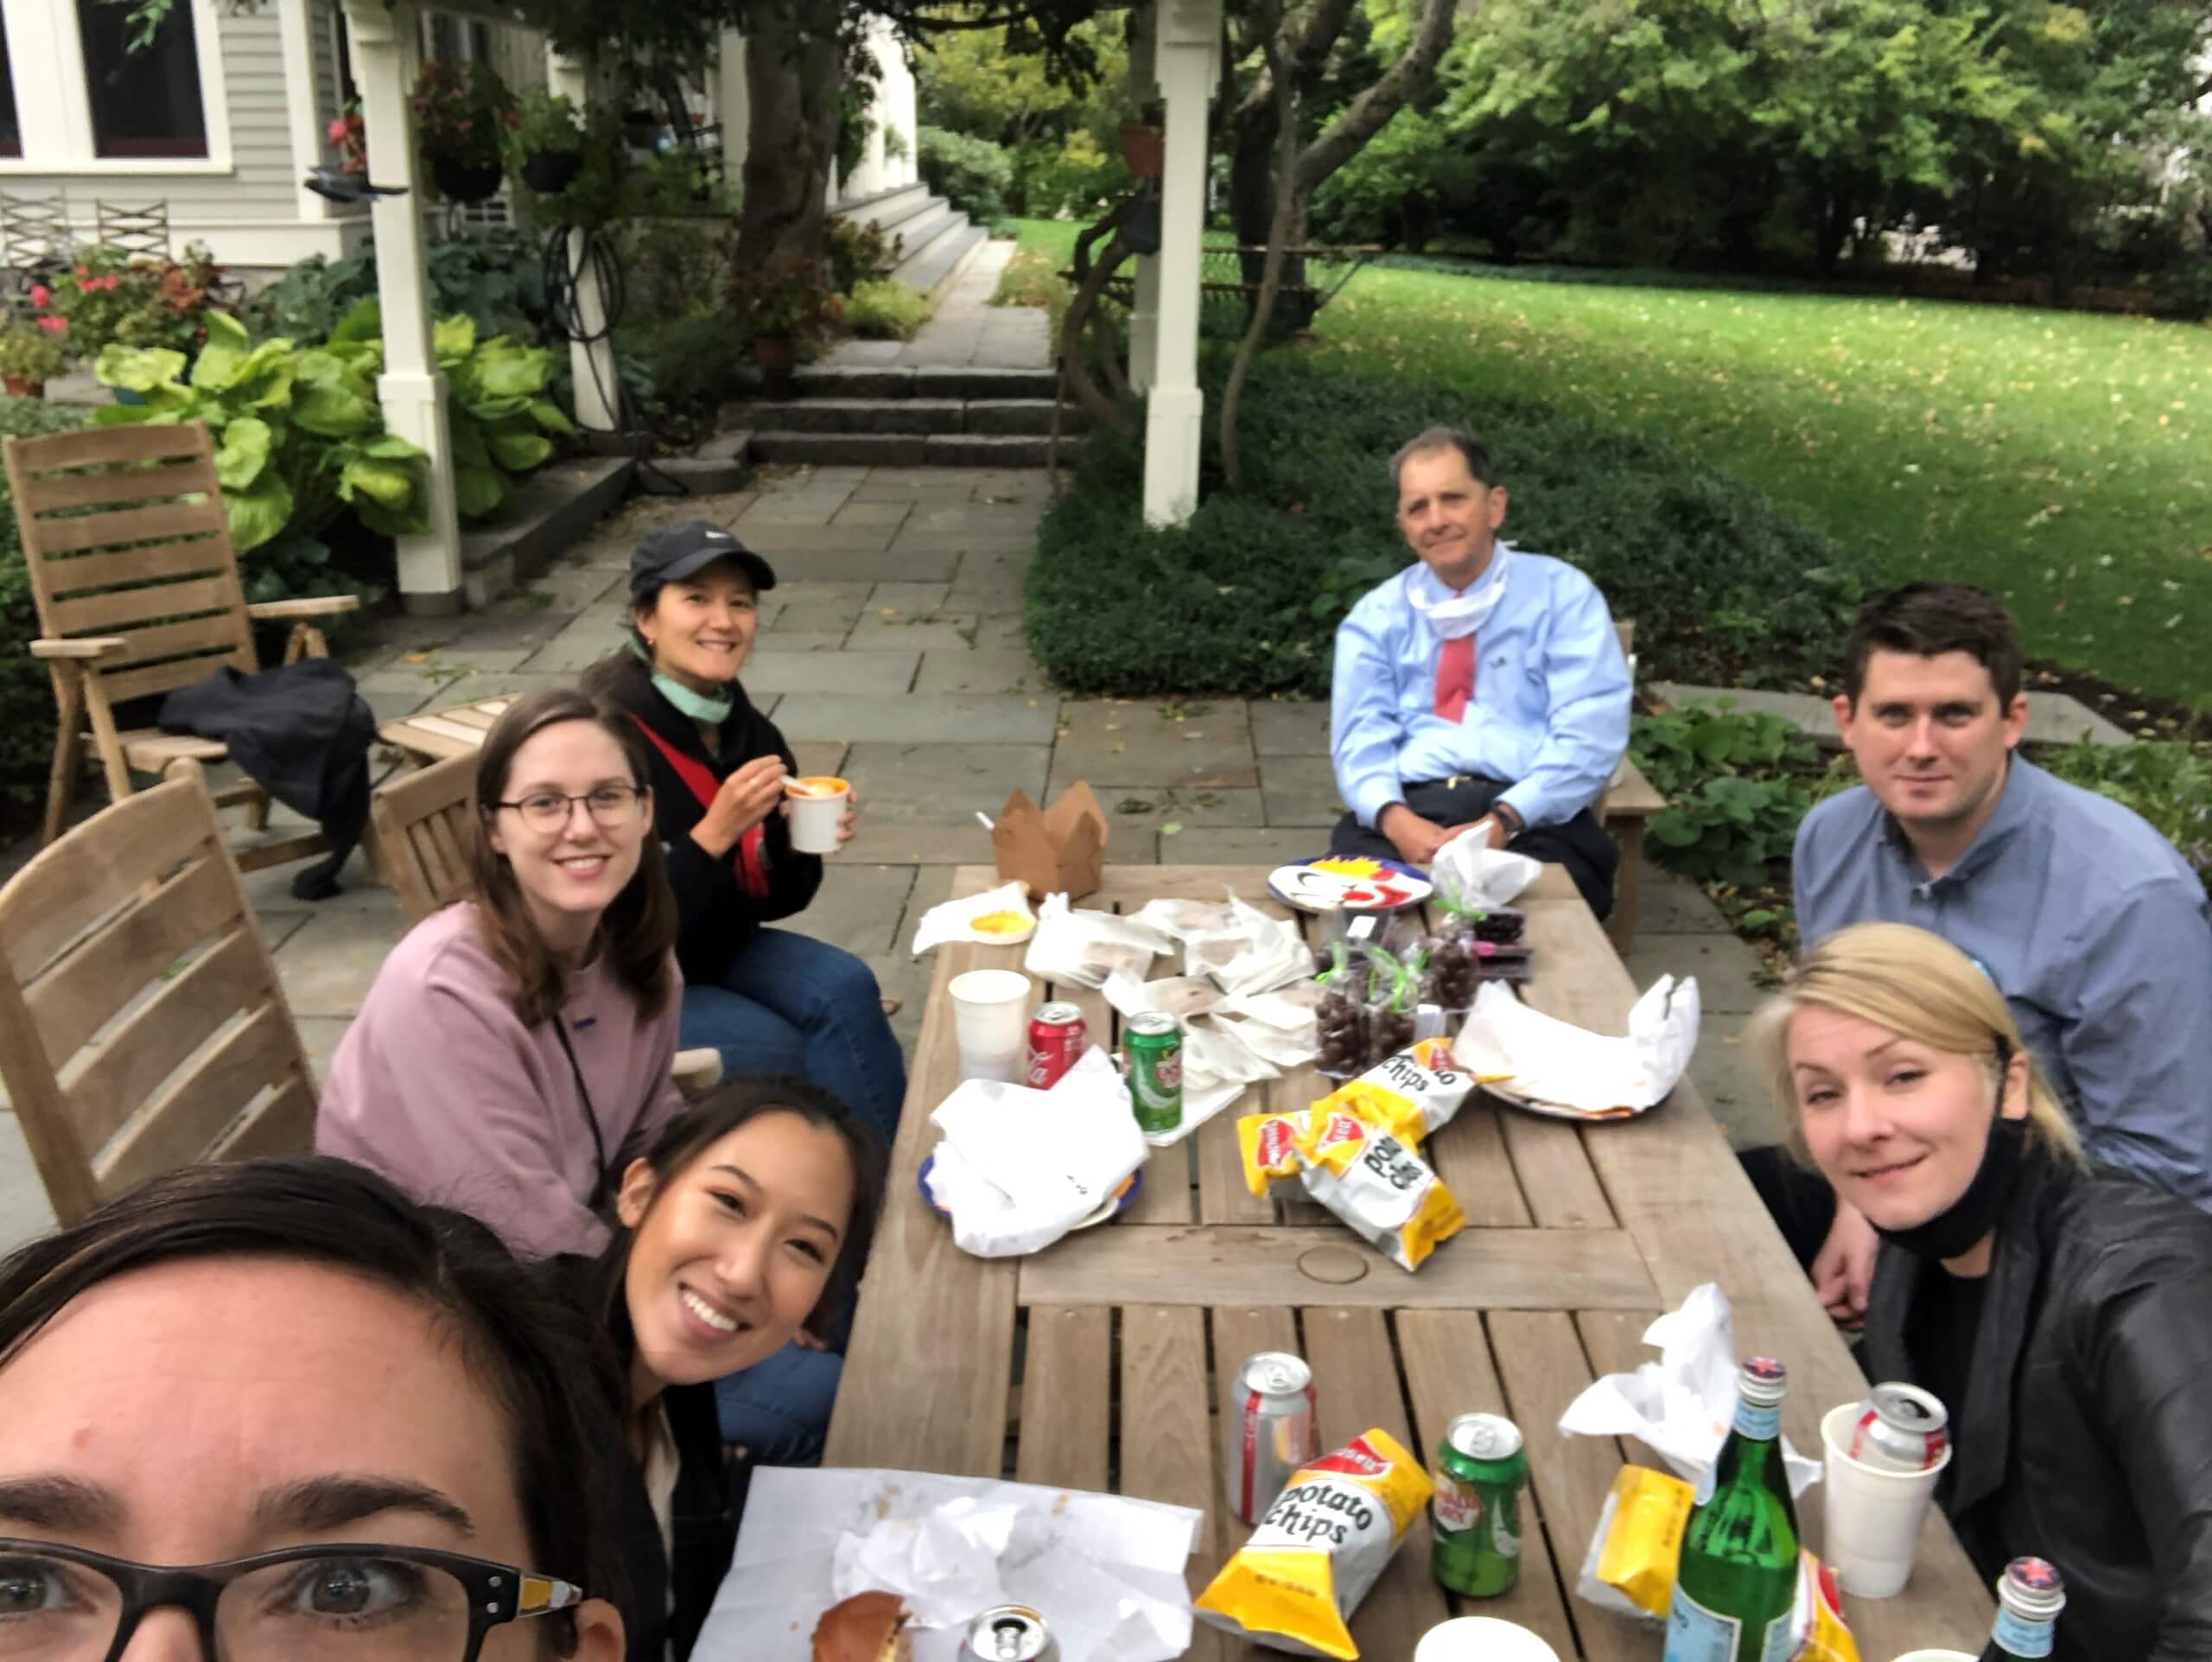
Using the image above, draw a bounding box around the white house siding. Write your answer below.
[0,1,365,271]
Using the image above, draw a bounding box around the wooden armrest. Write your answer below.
[246,595,361,621]
[29,636,129,659]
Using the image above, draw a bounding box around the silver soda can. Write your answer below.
[962,1605,1058,1661]
[1224,1351,1321,1523]
[1847,1382,1950,1472]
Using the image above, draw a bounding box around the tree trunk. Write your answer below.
[735,5,845,271]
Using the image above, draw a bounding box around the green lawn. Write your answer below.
[1001,219,2212,706]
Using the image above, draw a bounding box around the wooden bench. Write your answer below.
[824,865,1993,1660]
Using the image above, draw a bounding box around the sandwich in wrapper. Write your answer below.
[1236,1102,1466,1273]
[1194,1430,1433,1659]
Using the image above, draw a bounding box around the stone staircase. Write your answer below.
[833,181,989,300]
[719,365,1084,468]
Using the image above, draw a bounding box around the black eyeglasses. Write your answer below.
[492,785,646,832]
[0,1538,582,1661]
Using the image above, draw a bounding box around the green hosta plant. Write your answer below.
[93,311,432,580]
[1628,701,1822,888]
[322,299,573,519]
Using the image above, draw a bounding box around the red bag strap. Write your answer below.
[627,714,771,899]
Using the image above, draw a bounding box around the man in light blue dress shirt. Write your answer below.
[1329,427,1632,915]
[1757,581,2212,1321]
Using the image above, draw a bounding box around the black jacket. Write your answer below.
[1861,1151,2212,1661]
[594,654,823,985]
[543,1252,744,1662]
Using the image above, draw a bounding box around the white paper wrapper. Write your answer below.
[910,881,1038,953]
[1025,895,1176,990]
[924,1048,1147,1258]
[1556,1283,1822,1498]
[1430,833,1544,907]
[696,1468,1206,1662]
[1452,975,1699,1116]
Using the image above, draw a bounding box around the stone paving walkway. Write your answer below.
[821,242,1050,371]
[0,452,1777,1249]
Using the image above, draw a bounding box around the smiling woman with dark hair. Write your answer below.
[317,689,685,1259]
[544,1075,888,1662]
[0,1156,630,1661]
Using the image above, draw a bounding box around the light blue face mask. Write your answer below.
[628,635,734,725]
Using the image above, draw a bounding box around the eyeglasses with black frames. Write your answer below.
[492,785,647,833]
[0,1538,583,1662]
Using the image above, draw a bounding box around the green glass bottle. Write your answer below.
[1978,1557,2065,1660]
[1663,1357,1801,1662]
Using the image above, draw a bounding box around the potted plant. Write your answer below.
[31,250,160,368]
[0,319,67,398]
[411,60,517,203]
[506,87,585,194]
[1122,101,1166,180]
[727,258,842,394]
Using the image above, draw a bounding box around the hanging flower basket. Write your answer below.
[1122,123,1166,180]
[431,155,505,203]
[521,150,582,194]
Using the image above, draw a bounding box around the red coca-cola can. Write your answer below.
[1027,1003,1087,1089]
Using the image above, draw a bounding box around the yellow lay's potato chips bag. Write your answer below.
[1317,1037,1484,1147]
[1194,1429,1433,1659]
[1236,1104,1466,1270]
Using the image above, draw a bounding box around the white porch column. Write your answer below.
[715,30,751,176]
[345,0,464,613]
[1130,256,1161,392]
[546,47,620,434]
[1141,0,1221,527]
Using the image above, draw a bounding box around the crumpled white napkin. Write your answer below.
[831,1497,1019,1630]
[1451,975,1699,1115]
[1024,894,1176,990]
[1179,891,1310,997]
[1557,1283,1822,1497]
[924,1048,1147,1257]
[1431,831,1544,905]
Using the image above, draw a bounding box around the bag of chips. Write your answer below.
[1236,1102,1466,1272]
[1194,1430,1433,1659]
[1318,1037,1482,1147]
[1574,1466,1860,1662]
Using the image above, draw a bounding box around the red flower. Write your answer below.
[35,316,65,333]
[29,283,48,308]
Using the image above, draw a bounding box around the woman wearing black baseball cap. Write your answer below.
[582,518,906,1468]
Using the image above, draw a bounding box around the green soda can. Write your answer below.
[1124,1013,1184,1136]
[1431,1412,1527,1597]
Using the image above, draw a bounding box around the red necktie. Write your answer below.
[1434,634,1475,722]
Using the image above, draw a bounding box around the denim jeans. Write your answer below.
[677,927,907,1147]
[715,1340,845,1467]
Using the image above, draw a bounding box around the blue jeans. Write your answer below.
[678,927,906,1147]
[715,1341,845,1466]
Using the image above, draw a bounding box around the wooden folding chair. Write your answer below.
[369,753,725,1096]
[0,774,317,1225]
[4,422,359,869]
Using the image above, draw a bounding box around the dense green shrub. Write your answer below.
[615,310,747,423]
[918,126,1013,224]
[843,279,930,341]
[1011,131,1130,219]
[824,215,903,293]
[1628,702,1821,888]
[245,227,550,347]
[1027,354,1876,700]
[0,398,96,809]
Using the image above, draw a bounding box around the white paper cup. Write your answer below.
[1414,1618,1560,1662]
[949,968,1031,1082]
[1821,1401,1952,1599]
[1888,1652,1974,1661]
[784,774,850,855]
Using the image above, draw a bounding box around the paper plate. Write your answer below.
[1479,1079,1654,1124]
[916,1153,1141,1230]
[1268,856,1433,914]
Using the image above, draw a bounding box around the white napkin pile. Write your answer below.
[1557,1283,1821,1498]
[1023,895,1178,989]
[923,1048,1147,1257]
[1451,975,1699,1117]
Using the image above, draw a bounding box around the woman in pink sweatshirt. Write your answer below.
[317,689,687,1258]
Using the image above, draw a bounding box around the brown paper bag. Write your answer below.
[993,780,1108,901]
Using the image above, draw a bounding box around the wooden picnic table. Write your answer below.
[824,864,1994,1661]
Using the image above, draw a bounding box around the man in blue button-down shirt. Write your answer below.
[1771,581,2212,1321]
[1329,428,1631,914]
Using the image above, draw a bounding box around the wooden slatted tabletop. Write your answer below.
[824,865,1993,1660]
[377,695,521,762]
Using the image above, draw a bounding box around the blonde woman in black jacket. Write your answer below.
[1749,921,2212,1662]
